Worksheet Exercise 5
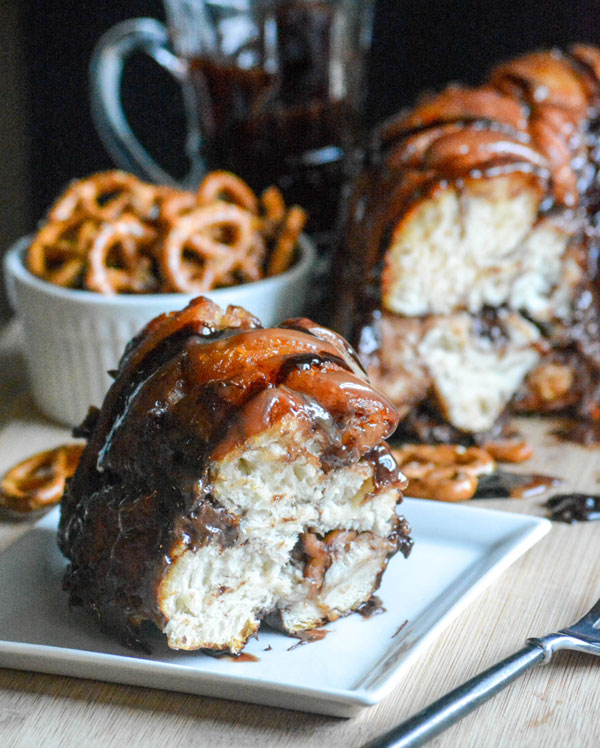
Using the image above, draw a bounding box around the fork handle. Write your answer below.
[363,641,549,748]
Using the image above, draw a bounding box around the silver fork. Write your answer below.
[364,596,600,748]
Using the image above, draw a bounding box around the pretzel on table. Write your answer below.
[0,444,84,515]
[392,444,495,502]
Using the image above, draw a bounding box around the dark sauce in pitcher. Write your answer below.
[187,1,361,241]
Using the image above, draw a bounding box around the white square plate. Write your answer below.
[0,500,550,717]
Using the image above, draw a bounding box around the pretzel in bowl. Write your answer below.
[26,170,305,294]
[0,444,84,515]
[86,216,158,295]
[49,171,161,223]
[27,215,98,288]
[267,205,307,277]
[160,190,198,225]
[392,444,495,502]
[161,203,263,292]
[260,185,287,238]
[196,170,259,215]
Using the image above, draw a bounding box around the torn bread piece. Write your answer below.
[59,297,411,654]
[362,310,544,434]
[341,45,600,441]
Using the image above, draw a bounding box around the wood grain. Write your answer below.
[2,323,600,747]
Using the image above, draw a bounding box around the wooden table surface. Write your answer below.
[1,322,600,748]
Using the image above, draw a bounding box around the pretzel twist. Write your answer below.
[27,215,97,288]
[161,203,261,292]
[26,170,305,293]
[0,444,84,514]
[483,440,534,463]
[86,216,158,295]
[196,170,259,214]
[267,206,307,276]
[159,190,198,225]
[49,171,157,222]
[260,185,287,238]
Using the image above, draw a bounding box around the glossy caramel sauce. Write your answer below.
[59,298,411,650]
[334,46,600,444]
[230,653,260,663]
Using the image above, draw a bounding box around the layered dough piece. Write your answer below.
[160,423,402,651]
[339,45,600,439]
[382,176,578,321]
[362,311,543,434]
[59,297,411,654]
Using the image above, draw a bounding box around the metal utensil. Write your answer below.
[363,596,600,748]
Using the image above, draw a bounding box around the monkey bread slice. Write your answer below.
[58,297,411,654]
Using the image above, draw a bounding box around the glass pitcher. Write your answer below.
[90,0,374,244]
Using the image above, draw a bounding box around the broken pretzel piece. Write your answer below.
[0,444,84,515]
[392,444,495,502]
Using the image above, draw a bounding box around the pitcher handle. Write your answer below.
[89,17,206,189]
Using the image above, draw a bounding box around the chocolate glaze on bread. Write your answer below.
[59,297,411,653]
[338,45,600,441]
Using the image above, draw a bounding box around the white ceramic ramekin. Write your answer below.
[4,235,315,427]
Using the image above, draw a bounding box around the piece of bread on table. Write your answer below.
[339,45,600,441]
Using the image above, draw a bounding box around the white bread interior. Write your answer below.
[157,417,401,653]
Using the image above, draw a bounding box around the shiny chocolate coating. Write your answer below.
[546,492,600,523]
[59,297,409,648]
[337,45,600,441]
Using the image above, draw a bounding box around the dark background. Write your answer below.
[23,0,599,218]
